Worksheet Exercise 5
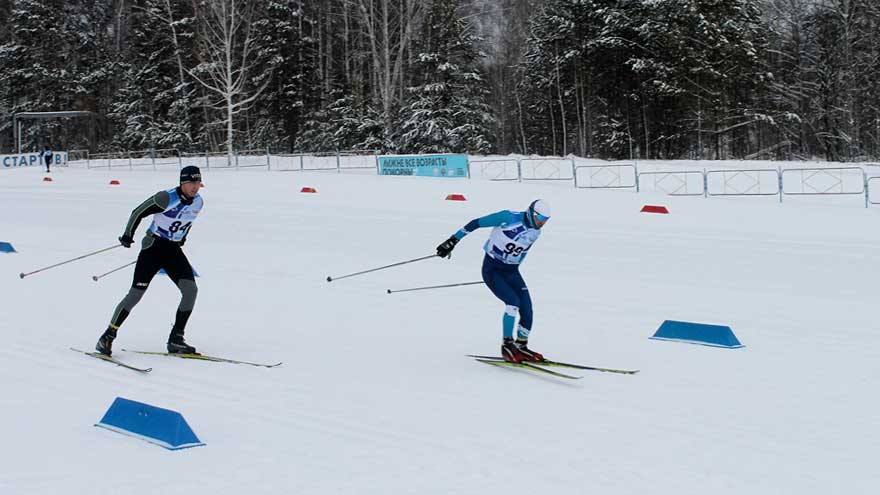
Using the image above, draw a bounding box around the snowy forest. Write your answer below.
[1,0,879,161]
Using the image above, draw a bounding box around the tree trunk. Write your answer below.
[382,0,392,137]
[574,67,584,156]
[641,98,649,160]
[585,70,592,157]
[343,0,351,86]
[162,0,186,87]
[515,88,527,154]
[554,46,567,156]
[227,39,234,165]
[549,91,557,156]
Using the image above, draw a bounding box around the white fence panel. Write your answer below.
[520,158,574,181]
[301,153,339,171]
[868,177,880,205]
[637,170,705,196]
[706,169,780,196]
[574,163,636,189]
[272,154,302,171]
[472,159,520,181]
[339,151,379,170]
[88,152,127,169]
[236,149,269,169]
[206,152,233,169]
[781,167,865,195]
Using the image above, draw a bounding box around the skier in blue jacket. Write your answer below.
[436,199,551,363]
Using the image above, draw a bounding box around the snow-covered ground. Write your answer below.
[1,163,878,494]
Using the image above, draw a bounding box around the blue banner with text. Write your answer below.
[378,154,468,178]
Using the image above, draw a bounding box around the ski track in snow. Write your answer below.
[1,163,879,494]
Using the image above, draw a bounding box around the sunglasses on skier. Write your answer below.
[533,211,550,228]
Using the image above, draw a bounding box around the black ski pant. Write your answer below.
[108,235,197,336]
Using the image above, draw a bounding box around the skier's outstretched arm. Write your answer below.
[436,210,515,258]
[119,191,170,247]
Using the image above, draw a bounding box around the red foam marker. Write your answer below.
[446,194,466,201]
[42,176,53,182]
[641,205,669,214]
[109,179,121,185]
[301,187,317,193]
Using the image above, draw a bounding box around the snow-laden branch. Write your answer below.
[187,0,270,163]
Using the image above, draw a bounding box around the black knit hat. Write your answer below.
[180,165,202,184]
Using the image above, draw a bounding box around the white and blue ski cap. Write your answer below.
[528,199,551,227]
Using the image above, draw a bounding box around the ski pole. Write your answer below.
[387,281,484,294]
[19,244,122,279]
[326,254,438,282]
[92,260,136,282]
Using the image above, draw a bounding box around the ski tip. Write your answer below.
[71,347,152,373]
[91,275,99,281]
[18,272,25,279]
[473,358,504,365]
[386,289,391,294]
[326,276,332,282]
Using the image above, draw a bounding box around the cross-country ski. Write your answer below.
[70,347,152,373]
[123,349,282,368]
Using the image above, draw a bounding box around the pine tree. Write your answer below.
[516,0,769,159]
[248,0,319,151]
[0,0,89,150]
[296,91,385,151]
[397,0,494,154]
[106,0,198,151]
[516,0,625,157]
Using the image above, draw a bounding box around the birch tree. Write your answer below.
[354,0,423,140]
[189,0,268,163]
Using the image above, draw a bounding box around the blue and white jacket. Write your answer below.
[453,210,541,265]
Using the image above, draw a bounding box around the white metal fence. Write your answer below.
[471,159,520,181]
[276,150,379,172]
[574,162,637,189]
[637,170,706,196]
[706,169,780,197]
[868,177,880,205]
[520,158,575,181]
[62,148,880,208]
[781,167,865,196]
[84,149,182,170]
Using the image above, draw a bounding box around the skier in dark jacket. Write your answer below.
[95,166,205,356]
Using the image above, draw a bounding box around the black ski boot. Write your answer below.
[95,328,117,356]
[167,331,196,354]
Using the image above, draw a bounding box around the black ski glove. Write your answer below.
[118,234,134,248]
[436,235,460,258]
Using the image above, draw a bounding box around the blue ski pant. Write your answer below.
[481,255,533,338]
